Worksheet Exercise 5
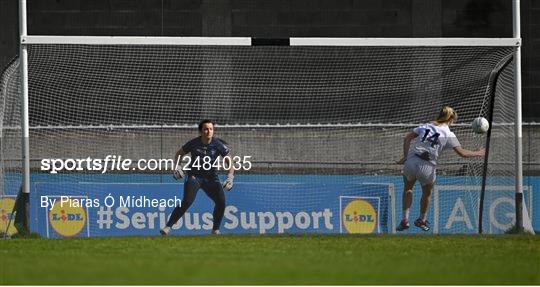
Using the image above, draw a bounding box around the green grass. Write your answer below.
[1,235,539,285]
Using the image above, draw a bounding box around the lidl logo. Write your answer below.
[0,197,17,236]
[48,199,86,237]
[342,199,378,234]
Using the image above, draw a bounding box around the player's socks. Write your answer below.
[419,212,427,221]
[403,209,410,220]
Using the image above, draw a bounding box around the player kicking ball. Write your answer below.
[396,106,485,232]
[160,119,234,235]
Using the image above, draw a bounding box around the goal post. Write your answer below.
[512,0,524,233]
[9,0,31,236]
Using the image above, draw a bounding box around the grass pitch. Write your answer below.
[1,234,538,285]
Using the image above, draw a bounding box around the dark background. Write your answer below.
[0,0,538,121]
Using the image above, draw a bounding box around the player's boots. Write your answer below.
[414,218,430,231]
[160,226,171,236]
[211,229,221,235]
[396,219,409,231]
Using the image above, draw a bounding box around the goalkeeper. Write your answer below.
[160,119,234,235]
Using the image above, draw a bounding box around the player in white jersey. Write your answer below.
[396,106,485,231]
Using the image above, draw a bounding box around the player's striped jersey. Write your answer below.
[407,122,461,165]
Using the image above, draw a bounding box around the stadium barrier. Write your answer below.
[30,181,394,237]
[1,174,536,236]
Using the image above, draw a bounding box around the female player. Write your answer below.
[160,119,234,235]
[396,106,485,231]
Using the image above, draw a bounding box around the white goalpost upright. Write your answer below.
[10,0,530,234]
[512,0,525,232]
[18,0,30,196]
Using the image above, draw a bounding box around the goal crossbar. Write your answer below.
[21,36,521,47]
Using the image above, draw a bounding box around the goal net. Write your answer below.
[0,37,531,235]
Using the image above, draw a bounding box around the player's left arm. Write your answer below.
[453,146,485,158]
[448,133,485,158]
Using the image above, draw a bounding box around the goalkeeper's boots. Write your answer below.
[414,218,430,231]
[396,219,409,231]
[160,226,171,236]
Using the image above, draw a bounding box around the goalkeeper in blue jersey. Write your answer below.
[160,119,234,235]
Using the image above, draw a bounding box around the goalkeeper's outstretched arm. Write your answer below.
[222,153,235,191]
[173,148,187,179]
[224,154,235,177]
[174,148,187,166]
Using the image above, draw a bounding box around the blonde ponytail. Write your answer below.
[435,106,457,125]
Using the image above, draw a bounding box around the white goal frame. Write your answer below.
[17,0,524,231]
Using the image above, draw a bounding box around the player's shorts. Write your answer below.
[403,154,436,186]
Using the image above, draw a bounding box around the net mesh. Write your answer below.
[0,43,524,235]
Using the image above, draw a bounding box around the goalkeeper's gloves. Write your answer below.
[173,164,185,180]
[222,174,234,191]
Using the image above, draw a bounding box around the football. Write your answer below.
[471,117,489,134]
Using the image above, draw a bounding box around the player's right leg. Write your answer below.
[414,183,434,232]
[413,164,436,232]
[160,175,201,235]
[398,159,417,231]
[397,176,415,231]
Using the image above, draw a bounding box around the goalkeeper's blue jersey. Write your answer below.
[182,137,230,178]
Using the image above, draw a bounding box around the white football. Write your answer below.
[471,117,489,134]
